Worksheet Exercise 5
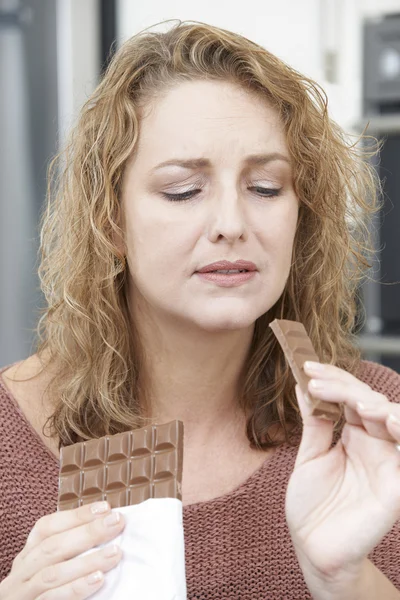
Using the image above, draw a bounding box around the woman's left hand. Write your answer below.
[286,361,400,586]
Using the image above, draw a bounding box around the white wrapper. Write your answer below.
[81,498,187,599]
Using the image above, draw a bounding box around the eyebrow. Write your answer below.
[150,152,291,173]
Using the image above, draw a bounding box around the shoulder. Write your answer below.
[0,353,55,424]
[355,360,400,403]
[1,351,55,397]
[0,361,25,405]
[1,355,42,398]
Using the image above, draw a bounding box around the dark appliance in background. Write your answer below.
[100,0,117,73]
[361,13,400,373]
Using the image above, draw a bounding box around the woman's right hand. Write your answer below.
[0,501,125,599]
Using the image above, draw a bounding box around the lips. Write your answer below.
[197,260,257,273]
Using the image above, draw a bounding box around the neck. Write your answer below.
[136,310,255,449]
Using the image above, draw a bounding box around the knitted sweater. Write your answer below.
[1,359,400,599]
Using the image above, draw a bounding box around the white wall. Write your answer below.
[117,0,324,81]
[116,0,400,133]
[56,0,100,146]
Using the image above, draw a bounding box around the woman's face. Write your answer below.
[120,80,299,332]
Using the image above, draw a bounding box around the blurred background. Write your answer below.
[1,0,400,371]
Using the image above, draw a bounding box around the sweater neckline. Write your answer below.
[0,361,290,510]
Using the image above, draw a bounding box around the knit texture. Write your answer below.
[1,359,400,598]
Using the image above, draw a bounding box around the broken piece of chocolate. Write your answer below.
[269,319,341,421]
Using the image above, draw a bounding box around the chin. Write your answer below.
[188,309,260,333]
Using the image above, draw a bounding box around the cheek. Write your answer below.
[262,204,298,262]
[127,206,196,278]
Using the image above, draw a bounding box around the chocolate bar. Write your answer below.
[58,420,184,511]
[269,319,341,421]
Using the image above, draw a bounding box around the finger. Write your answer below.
[338,427,400,537]
[341,421,400,470]
[343,404,364,427]
[387,413,400,442]
[299,362,393,434]
[28,543,122,599]
[341,392,394,442]
[308,379,395,442]
[356,398,399,420]
[22,502,112,557]
[34,569,105,599]
[361,415,396,443]
[356,402,400,443]
[343,403,394,442]
[304,361,372,389]
[307,378,388,413]
[346,396,396,442]
[294,384,334,468]
[23,509,125,582]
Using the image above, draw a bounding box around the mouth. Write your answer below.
[197,260,257,274]
[195,269,257,287]
[206,269,249,274]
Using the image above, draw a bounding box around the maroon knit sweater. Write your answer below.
[1,359,400,598]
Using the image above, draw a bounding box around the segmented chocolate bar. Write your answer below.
[58,420,184,510]
[269,319,341,421]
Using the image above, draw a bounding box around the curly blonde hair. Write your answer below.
[19,19,382,450]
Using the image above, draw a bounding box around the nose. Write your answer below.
[207,186,249,244]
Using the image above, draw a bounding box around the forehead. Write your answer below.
[134,80,288,163]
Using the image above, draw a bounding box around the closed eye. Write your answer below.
[162,187,282,202]
[162,189,202,201]
[249,187,282,198]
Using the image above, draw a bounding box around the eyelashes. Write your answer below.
[162,187,282,202]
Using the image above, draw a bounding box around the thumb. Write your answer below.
[294,384,334,469]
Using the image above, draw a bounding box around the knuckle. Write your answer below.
[10,553,22,572]
[40,536,58,557]
[41,564,58,584]
[86,517,101,539]
[36,514,50,533]
[76,503,92,524]
[31,515,51,543]
[103,545,121,560]
[70,576,88,597]
[87,515,107,539]
[86,512,124,543]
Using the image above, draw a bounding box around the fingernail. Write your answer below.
[309,379,324,389]
[304,361,324,371]
[104,544,119,558]
[104,511,120,527]
[91,501,109,515]
[389,414,400,427]
[86,570,104,585]
[357,401,385,414]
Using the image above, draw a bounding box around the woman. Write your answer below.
[1,19,400,599]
